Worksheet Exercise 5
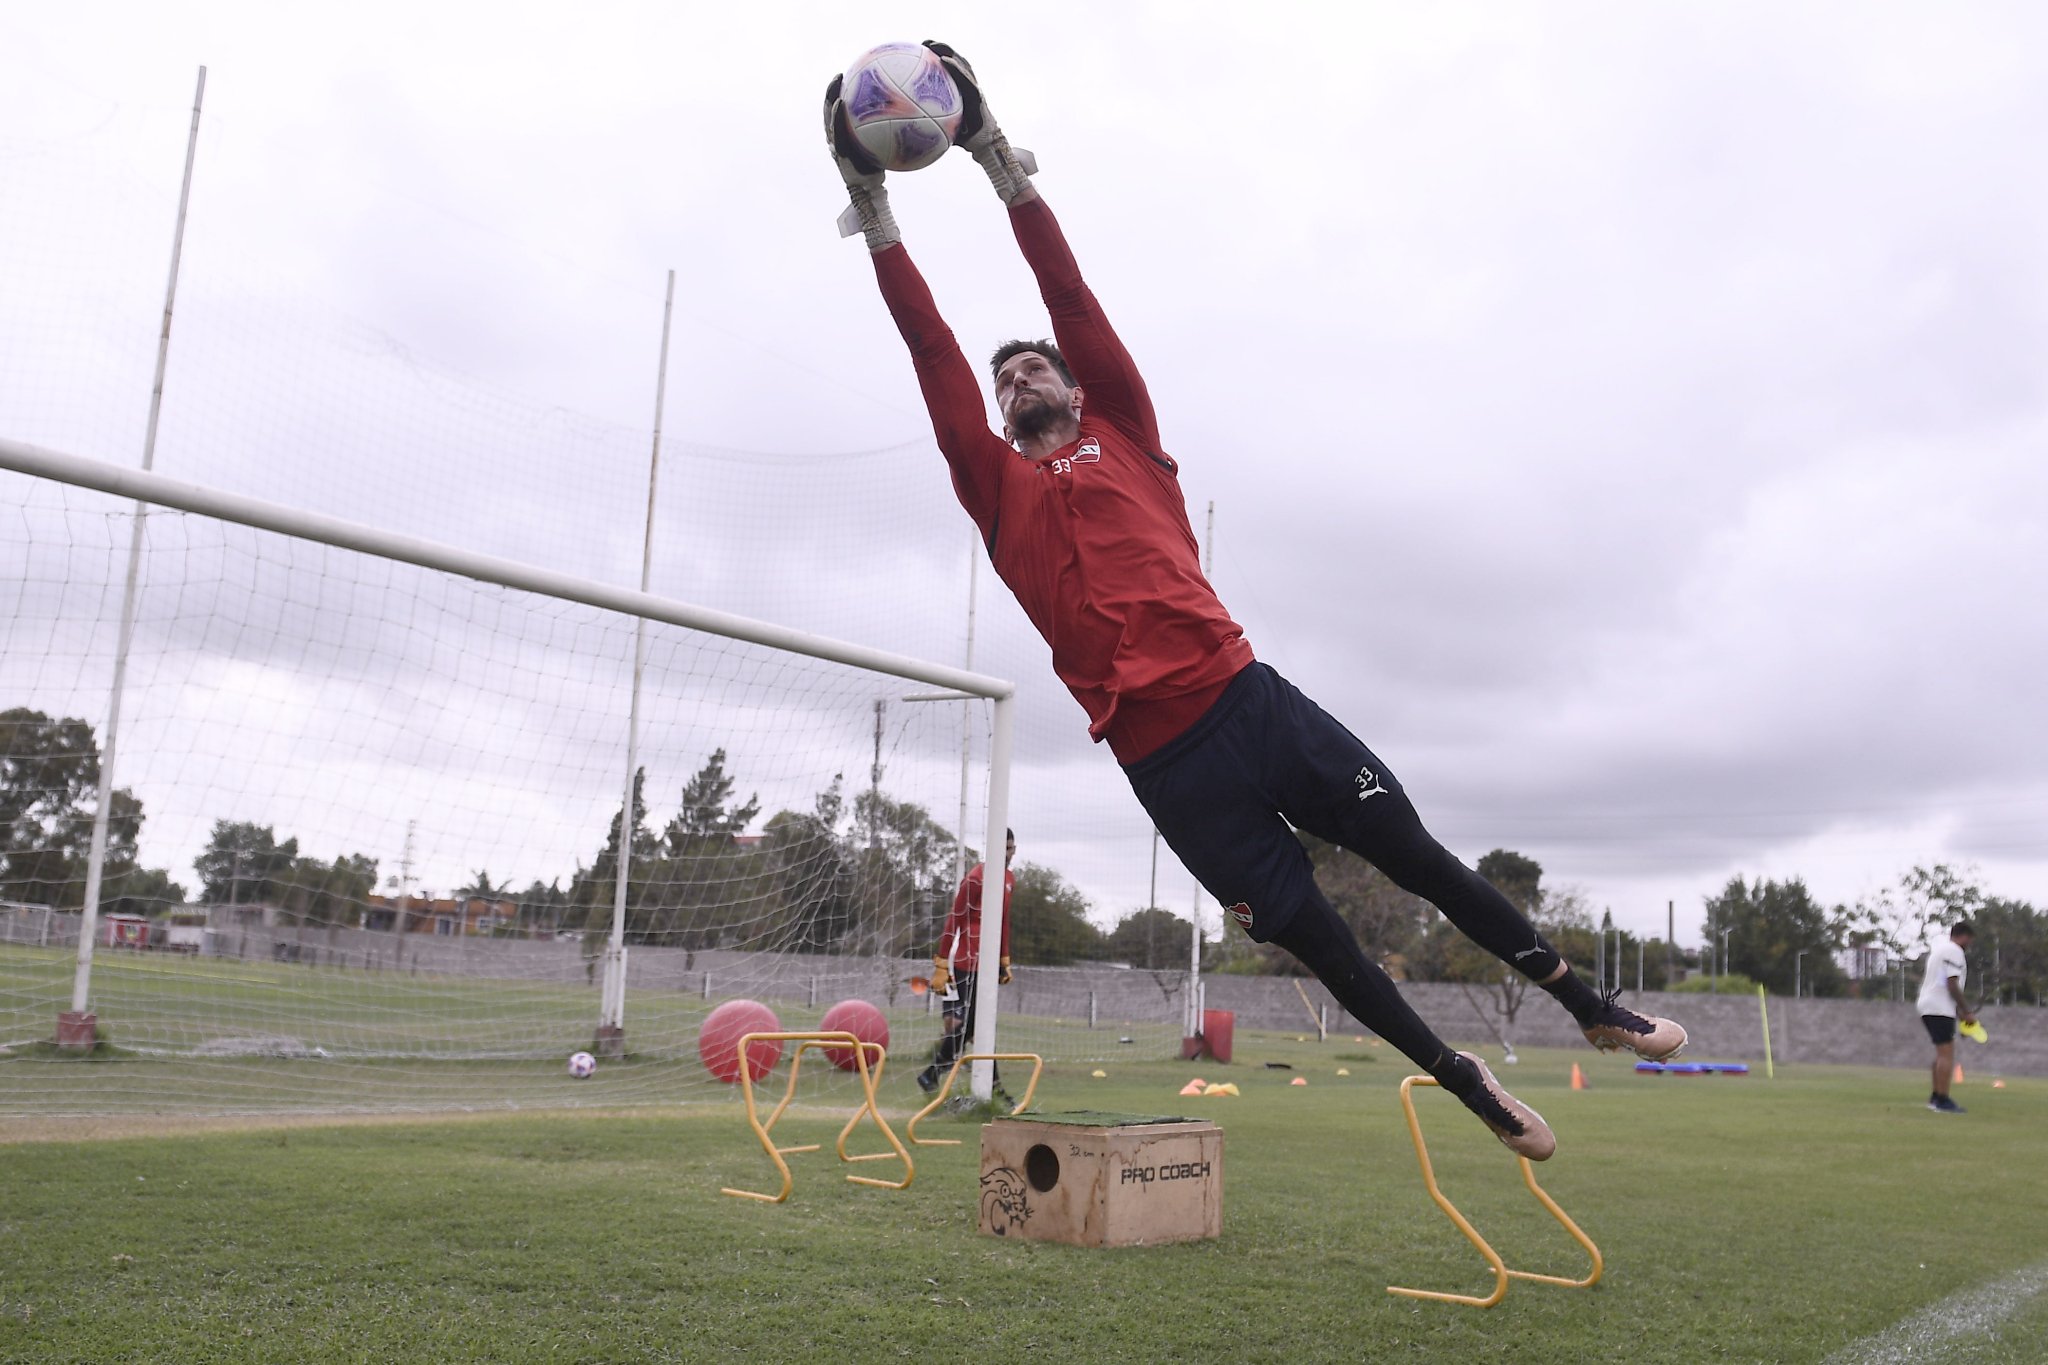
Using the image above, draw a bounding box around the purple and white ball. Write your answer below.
[567,1050,597,1079]
[841,43,963,173]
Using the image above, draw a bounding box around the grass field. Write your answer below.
[2,1033,2044,1364]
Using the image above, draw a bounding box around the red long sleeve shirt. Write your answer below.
[873,196,1254,763]
[936,861,1014,973]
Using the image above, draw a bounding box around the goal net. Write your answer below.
[0,451,1018,1114]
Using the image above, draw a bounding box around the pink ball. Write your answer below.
[818,998,891,1073]
[698,999,783,1083]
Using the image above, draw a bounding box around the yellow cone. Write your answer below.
[1201,1082,1239,1097]
[1091,1069,1107,1078]
[1336,1068,1351,1077]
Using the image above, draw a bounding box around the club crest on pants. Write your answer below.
[1227,902,1254,931]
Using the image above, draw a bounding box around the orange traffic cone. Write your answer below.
[1992,1079,2007,1089]
[1570,1063,1588,1091]
[1954,1065,1965,1084]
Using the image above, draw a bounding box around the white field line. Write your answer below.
[1822,1259,2048,1365]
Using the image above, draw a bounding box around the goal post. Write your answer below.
[0,436,1025,1112]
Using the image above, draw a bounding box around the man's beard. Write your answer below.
[1009,392,1065,439]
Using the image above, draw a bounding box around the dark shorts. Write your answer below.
[942,972,978,1027]
[1922,1015,1957,1046]
[1122,662,1406,944]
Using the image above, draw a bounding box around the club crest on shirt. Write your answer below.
[1226,902,1254,931]
[1073,439,1101,463]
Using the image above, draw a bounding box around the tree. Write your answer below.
[279,852,378,928]
[1973,896,2048,1008]
[847,789,964,957]
[514,878,570,937]
[1475,849,1543,915]
[0,708,164,909]
[664,750,761,850]
[102,863,188,917]
[1107,907,1190,970]
[457,869,508,899]
[1006,863,1106,966]
[1297,833,1432,970]
[1438,853,1596,1049]
[566,768,652,934]
[1700,875,1846,997]
[1843,864,1985,986]
[194,821,301,905]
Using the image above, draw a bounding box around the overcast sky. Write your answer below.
[3,2,2044,951]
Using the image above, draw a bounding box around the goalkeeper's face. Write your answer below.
[996,350,1080,440]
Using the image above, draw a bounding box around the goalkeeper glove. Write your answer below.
[921,41,1039,204]
[928,960,950,996]
[999,957,1013,986]
[822,73,900,249]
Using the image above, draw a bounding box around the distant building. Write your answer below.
[362,894,513,936]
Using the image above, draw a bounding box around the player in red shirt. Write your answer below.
[917,828,1016,1095]
[825,45,1686,1159]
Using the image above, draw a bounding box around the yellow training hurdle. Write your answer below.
[1386,1075,1603,1307]
[905,1052,1044,1147]
[719,1030,914,1204]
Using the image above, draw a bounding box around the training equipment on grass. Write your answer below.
[817,998,889,1072]
[1634,1061,1749,1075]
[699,999,784,1083]
[906,1052,1043,1147]
[979,1113,1223,1246]
[719,1030,912,1203]
[1386,1075,1601,1309]
[567,1050,596,1078]
[837,43,963,172]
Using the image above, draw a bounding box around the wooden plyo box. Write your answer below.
[978,1113,1223,1247]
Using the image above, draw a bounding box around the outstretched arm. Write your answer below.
[826,70,1012,529]
[1009,194,1161,451]
[923,44,1161,451]
[871,247,1011,528]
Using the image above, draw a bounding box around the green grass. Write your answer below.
[2,1035,2044,1363]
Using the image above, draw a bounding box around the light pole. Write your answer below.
[1795,949,1807,1000]
[1719,928,1733,993]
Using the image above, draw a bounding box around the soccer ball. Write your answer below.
[839,42,963,172]
[567,1050,596,1079]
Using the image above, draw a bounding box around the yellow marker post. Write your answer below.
[720,1031,913,1203]
[1758,984,1775,1079]
[1385,1076,1603,1308]
[905,1052,1044,1147]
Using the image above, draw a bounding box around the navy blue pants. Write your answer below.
[1124,663,1558,973]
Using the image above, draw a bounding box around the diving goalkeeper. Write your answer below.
[824,43,1686,1160]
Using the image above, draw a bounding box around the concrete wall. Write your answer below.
[1198,975,2048,1079]
[14,918,2040,1077]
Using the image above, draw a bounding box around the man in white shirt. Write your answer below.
[1915,920,1977,1114]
